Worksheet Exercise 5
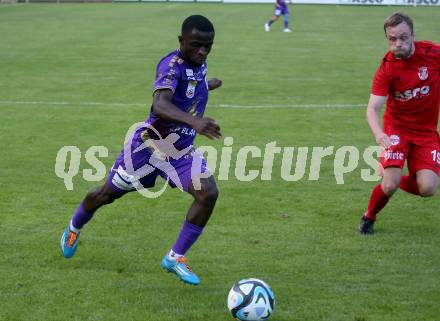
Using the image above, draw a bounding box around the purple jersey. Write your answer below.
[141,49,209,151]
[107,50,212,194]
[276,0,287,9]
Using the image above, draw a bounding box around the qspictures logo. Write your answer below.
[55,123,384,198]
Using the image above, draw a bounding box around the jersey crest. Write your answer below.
[186,80,197,98]
[418,67,428,80]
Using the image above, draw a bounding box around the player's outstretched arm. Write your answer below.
[366,94,390,148]
[153,89,222,140]
[207,78,222,91]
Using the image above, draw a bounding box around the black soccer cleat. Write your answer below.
[359,216,375,235]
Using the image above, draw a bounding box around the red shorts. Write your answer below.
[380,124,440,176]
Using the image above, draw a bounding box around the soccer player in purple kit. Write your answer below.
[60,15,222,286]
[264,0,292,33]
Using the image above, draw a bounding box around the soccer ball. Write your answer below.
[227,278,275,321]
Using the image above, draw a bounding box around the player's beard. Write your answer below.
[393,42,413,59]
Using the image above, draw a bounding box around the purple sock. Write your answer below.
[71,203,95,230]
[284,20,288,29]
[171,220,204,256]
[268,20,274,26]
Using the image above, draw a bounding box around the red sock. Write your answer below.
[365,184,390,221]
[399,175,420,195]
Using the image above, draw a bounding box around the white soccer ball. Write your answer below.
[227,278,275,321]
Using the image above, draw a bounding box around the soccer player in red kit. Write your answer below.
[359,12,440,234]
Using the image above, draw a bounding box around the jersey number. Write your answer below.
[431,150,440,164]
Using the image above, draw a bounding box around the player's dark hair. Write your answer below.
[384,12,414,35]
[181,15,214,35]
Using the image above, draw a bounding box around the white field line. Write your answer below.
[0,100,366,109]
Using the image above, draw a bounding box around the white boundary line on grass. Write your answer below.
[0,100,366,109]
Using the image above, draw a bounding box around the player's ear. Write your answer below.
[178,35,184,46]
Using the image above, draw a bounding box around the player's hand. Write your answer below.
[191,117,222,139]
[375,133,392,149]
[207,78,223,91]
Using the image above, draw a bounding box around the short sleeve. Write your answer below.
[433,43,440,68]
[153,58,181,93]
[371,61,389,96]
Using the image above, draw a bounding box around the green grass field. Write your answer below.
[1,3,440,321]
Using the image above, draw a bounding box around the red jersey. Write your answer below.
[372,41,440,134]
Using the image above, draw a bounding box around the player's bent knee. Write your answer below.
[418,185,437,197]
[87,186,120,206]
[196,184,219,205]
[98,192,116,205]
[381,181,399,196]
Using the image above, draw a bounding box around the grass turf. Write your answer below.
[0,3,439,321]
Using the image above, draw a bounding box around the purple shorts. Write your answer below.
[275,5,288,15]
[107,129,209,194]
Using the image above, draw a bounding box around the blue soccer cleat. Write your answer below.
[161,255,200,285]
[60,224,80,259]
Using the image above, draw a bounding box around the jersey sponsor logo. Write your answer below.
[418,67,428,80]
[390,134,400,146]
[394,85,430,101]
[384,151,404,161]
[171,125,196,137]
[186,69,194,77]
